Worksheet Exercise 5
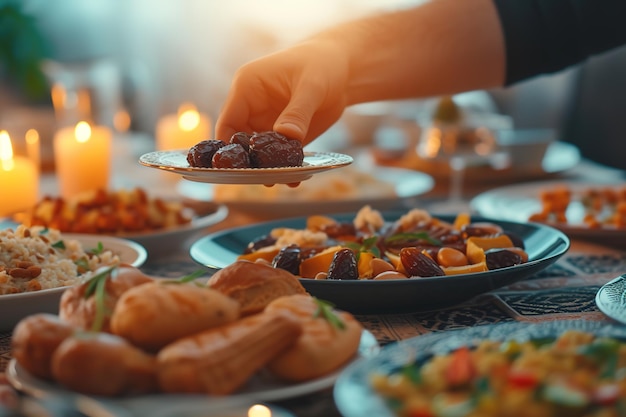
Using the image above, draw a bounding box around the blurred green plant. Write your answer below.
[0,0,50,101]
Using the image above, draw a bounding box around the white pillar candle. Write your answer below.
[54,121,112,199]
[155,103,211,151]
[0,130,38,217]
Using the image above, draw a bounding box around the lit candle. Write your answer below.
[155,103,211,151]
[0,130,38,217]
[53,121,112,199]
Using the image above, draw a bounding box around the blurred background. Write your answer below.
[1,0,625,171]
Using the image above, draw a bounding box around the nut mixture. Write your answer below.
[0,226,120,295]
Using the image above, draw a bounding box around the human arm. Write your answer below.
[215,0,505,145]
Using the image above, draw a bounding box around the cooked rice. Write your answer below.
[0,225,121,295]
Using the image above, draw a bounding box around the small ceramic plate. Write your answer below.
[596,274,626,325]
[139,150,354,185]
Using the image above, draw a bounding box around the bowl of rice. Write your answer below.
[0,225,147,332]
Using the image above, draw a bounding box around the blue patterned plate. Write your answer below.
[334,319,626,417]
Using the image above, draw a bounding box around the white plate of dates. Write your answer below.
[139,131,353,185]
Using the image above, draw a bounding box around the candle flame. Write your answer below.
[75,121,92,143]
[248,404,272,417]
[177,103,200,132]
[0,130,15,171]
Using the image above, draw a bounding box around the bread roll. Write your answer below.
[11,314,75,380]
[110,281,240,351]
[157,309,301,395]
[59,264,154,332]
[265,294,363,382]
[207,260,307,316]
[51,331,157,396]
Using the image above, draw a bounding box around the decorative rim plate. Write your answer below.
[189,212,570,314]
[596,274,626,325]
[175,167,434,218]
[7,331,378,416]
[470,180,626,244]
[139,150,354,184]
[0,235,147,332]
[334,319,626,417]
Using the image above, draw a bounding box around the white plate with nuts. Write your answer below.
[0,233,147,333]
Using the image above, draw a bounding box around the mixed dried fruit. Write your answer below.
[238,206,529,280]
[187,131,304,169]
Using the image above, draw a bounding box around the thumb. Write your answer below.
[273,93,321,142]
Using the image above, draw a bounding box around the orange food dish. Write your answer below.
[238,206,529,280]
[529,185,626,229]
[14,187,193,235]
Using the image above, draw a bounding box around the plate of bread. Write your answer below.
[8,263,378,415]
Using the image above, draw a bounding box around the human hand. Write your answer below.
[216,39,351,146]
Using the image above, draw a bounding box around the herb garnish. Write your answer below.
[83,266,118,332]
[313,298,346,330]
[344,236,381,258]
[74,257,90,273]
[163,269,208,286]
[52,240,66,250]
[89,242,105,256]
[385,232,441,246]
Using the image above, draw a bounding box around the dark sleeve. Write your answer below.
[493,0,626,85]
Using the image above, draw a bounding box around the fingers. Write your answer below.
[273,94,318,143]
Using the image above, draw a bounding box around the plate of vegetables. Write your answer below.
[189,206,569,314]
[334,319,626,417]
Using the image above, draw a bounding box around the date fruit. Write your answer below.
[485,248,523,270]
[244,235,276,254]
[400,247,445,277]
[187,139,226,167]
[249,131,304,168]
[272,244,301,275]
[327,248,358,280]
[229,132,252,151]
[211,143,251,168]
